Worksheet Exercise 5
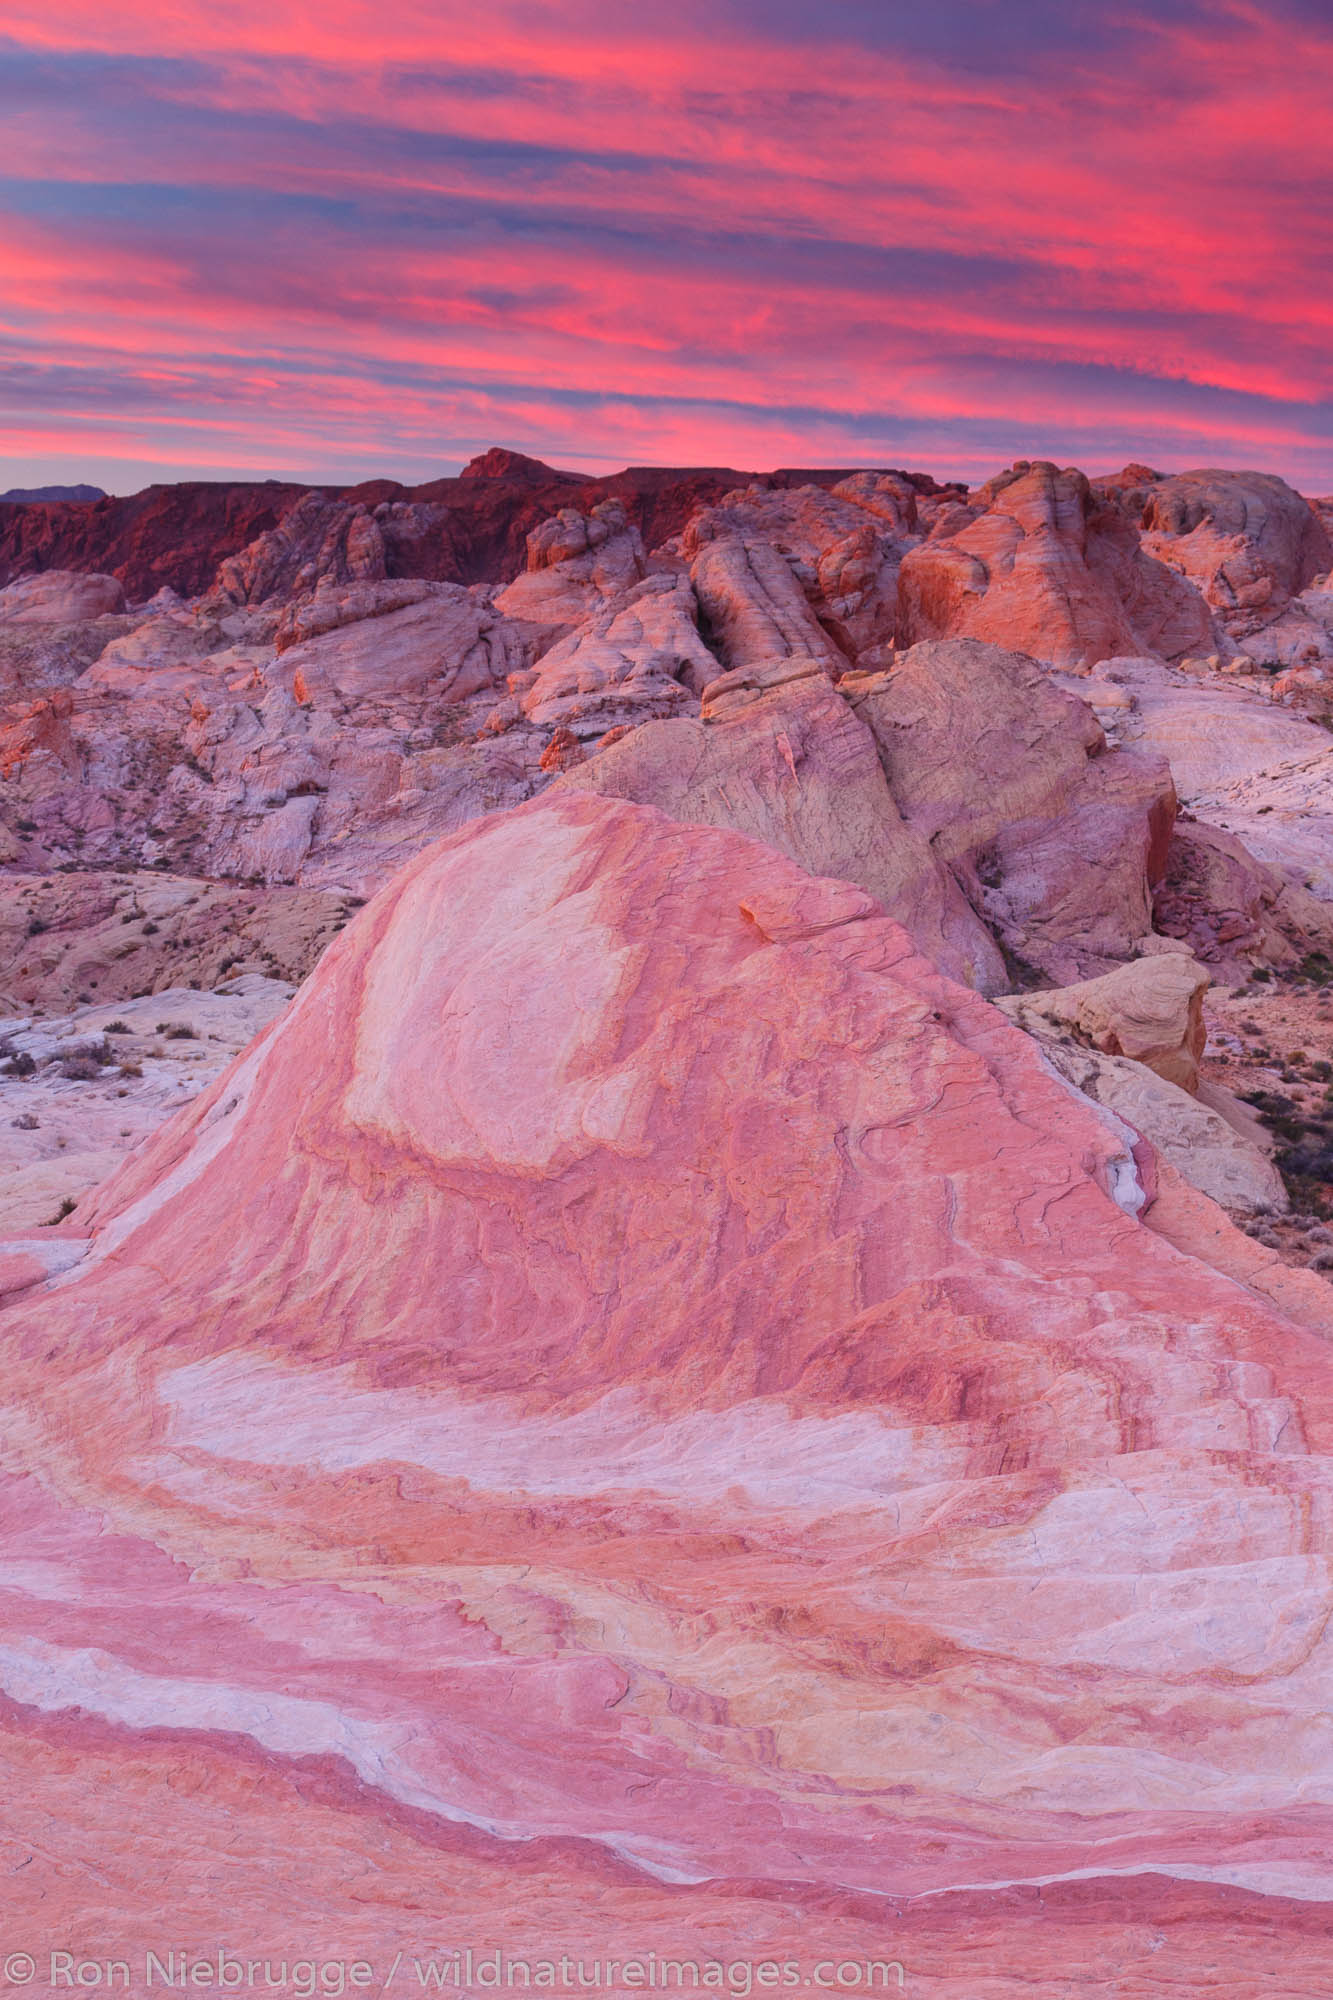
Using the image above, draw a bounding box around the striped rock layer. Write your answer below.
[3,792,1333,1995]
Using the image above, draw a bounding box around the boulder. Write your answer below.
[1140,469,1333,640]
[683,508,846,674]
[1035,1037,1288,1216]
[996,948,1209,1093]
[672,482,911,667]
[493,500,646,641]
[518,575,714,737]
[0,569,125,623]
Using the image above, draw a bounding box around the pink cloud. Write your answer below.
[2,1,1330,487]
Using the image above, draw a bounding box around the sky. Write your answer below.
[1,0,1331,495]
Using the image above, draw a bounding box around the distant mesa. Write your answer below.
[0,483,106,504]
[458,446,587,485]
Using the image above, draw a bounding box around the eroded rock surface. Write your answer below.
[1107,654,1333,899]
[998,947,1209,1093]
[5,427,1333,1993]
[556,657,1006,990]
[845,638,1177,980]
[896,460,1216,666]
[3,794,1333,1985]
[1140,468,1332,639]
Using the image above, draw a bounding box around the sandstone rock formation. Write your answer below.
[997,947,1209,1093]
[895,459,1216,666]
[516,574,714,737]
[0,481,313,599]
[994,948,1290,1215]
[1139,468,1333,637]
[673,480,917,670]
[1155,816,1333,974]
[0,568,125,622]
[844,638,1177,979]
[1031,1035,1288,1217]
[0,459,871,602]
[1106,653,1333,899]
[555,657,1006,990]
[3,793,1333,1987]
[494,500,647,641]
[203,492,389,613]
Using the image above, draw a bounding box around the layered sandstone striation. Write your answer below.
[2,796,1333,1983]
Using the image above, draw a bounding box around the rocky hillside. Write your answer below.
[3,449,1333,1986]
[0,450,906,600]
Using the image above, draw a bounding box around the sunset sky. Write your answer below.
[2,0,1331,494]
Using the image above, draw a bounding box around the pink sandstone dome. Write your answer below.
[3,791,1333,1988]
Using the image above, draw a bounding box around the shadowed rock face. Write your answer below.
[1140,469,1333,634]
[845,638,1177,981]
[4,793,1333,1979]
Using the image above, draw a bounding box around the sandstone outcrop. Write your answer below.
[493,500,647,642]
[517,574,714,736]
[3,793,1333,1982]
[1034,1037,1288,1216]
[997,947,1209,1093]
[0,460,865,602]
[202,492,392,622]
[1107,653,1333,900]
[0,584,547,892]
[555,658,1006,990]
[994,949,1290,1212]
[673,481,917,669]
[1155,815,1333,973]
[5,444,1333,1991]
[0,568,125,622]
[844,638,1177,979]
[1139,468,1333,639]
[0,481,312,599]
[895,459,1216,666]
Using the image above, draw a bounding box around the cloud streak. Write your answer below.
[1,2,1330,491]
